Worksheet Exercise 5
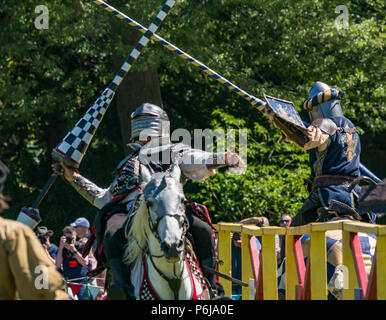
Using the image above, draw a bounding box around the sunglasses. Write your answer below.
[280,219,290,223]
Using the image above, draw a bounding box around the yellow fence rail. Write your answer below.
[214,221,386,300]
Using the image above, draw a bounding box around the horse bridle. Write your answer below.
[147,200,189,245]
[145,201,190,299]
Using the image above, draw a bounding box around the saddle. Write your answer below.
[185,199,216,231]
[316,175,382,224]
[349,176,386,214]
[317,197,376,224]
[81,194,137,277]
[317,200,362,222]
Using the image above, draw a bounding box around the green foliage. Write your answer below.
[0,0,384,237]
[184,106,310,225]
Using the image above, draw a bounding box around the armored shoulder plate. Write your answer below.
[310,118,338,136]
[115,143,142,172]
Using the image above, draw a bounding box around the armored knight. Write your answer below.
[56,103,245,299]
[284,81,363,226]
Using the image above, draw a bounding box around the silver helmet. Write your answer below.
[304,81,344,121]
[130,103,170,142]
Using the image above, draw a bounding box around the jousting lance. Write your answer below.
[92,0,268,112]
[95,0,382,183]
[16,0,177,229]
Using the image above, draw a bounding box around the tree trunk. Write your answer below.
[115,68,164,154]
[109,5,164,155]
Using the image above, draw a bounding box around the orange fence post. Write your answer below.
[350,232,368,299]
[293,235,306,299]
[241,232,254,300]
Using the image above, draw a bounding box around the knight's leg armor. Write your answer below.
[291,190,323,227]
[186,214,223,297]
[103,213,135,300]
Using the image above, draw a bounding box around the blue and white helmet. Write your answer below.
[130,103,170,142]
[305,81,344,121]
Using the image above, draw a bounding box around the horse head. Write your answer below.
[143,164,188,262]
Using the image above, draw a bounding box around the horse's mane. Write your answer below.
[122,169,182,267]
[123,199,151,266]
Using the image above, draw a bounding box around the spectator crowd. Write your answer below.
[36,217,106,300]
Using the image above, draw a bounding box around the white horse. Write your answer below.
[122,164,211,300]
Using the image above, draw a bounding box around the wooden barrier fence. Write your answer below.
[214,221,386,300]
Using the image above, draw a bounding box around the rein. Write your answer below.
[129,164,205,300]
[147,211,189,243]
[145,203,189,299]
[147,252,187,300]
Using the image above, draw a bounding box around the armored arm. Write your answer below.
[302,125,331,151]
[274,117,335,151]
[70,153,142,208]
[70,174,112,209]
[172,144,233,181]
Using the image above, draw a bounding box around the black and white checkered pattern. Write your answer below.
[53,88,114,167]
[52,0,176,168]
[141,278,156,300]
[187,252,207,289]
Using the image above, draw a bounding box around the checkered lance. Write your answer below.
[17,0,176,229]
[92,0,267,112]
[53,0,176,168]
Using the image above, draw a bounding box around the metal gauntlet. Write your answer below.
[70,174,108,206]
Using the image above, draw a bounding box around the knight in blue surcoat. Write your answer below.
[290,81,363,226]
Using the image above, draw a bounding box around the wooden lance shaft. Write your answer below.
[31,165,62,209]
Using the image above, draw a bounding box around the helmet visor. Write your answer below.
[309,100,343,121]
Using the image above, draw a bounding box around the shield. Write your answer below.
[263,94,309,148]
[264,94,305,128]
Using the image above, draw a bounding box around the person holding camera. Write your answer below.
[35,226,58,264]
[70,217,90,244]
[56,226,90,299]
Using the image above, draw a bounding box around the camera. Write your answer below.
[37,234,48,245]
[66,237,73,244]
